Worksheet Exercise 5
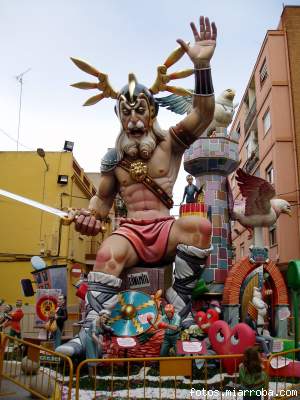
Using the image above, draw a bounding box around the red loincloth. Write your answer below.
[112,216,175,264]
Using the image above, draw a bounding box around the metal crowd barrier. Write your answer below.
[267,348,300,400]
[75,351,300,400]
[0,332,73,400]
[1,332,299,400]
[75,353,246,400]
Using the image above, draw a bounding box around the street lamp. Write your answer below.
[36,148,49,171]
[63,141,74,152]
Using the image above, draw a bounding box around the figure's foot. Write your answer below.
[56,271,122,358]
[166,243,212,329]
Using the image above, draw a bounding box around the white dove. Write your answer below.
[206,88,238,136]
[229,169,291,237]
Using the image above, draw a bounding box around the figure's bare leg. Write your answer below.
[166,216,212,256]
[94,234,139,276]
[85,235,139,323]
[166,216,213,328]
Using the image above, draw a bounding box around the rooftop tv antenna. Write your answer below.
[15,68,31,151]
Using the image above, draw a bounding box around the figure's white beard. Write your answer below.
[115,120,166,161]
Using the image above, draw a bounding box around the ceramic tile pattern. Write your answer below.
[183,132,239,286]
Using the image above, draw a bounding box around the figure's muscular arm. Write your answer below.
[89,172,118,218]
[170,16,217,150]
[75,172,118,236]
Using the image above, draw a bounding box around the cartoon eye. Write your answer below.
[231,334,239,345]
[216,330,225,343]
[207,313,212,319]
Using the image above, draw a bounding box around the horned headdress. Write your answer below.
[70,46,194,113]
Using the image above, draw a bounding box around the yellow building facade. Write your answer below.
[0,151,110,306]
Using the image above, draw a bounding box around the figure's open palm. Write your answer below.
[177,16,217,66]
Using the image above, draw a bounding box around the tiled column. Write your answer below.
[184,130,239,293]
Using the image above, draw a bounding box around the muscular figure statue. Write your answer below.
[58,16,217,356]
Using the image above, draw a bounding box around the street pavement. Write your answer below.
[0,378,33,399]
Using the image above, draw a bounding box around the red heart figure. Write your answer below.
[208,320,256,374]
[195,309,220,333]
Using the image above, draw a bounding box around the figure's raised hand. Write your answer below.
[177,16,217,67]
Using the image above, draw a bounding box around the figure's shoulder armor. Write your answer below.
[100,148,119,172]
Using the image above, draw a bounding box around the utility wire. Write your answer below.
[0,127,34,151]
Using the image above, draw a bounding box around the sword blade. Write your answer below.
[0,189,68,219]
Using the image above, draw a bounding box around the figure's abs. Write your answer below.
[119,182,171,219]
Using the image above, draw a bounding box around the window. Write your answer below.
[263,109,271,134]
[269,225,277,246]
[260,59,268,86]
[236,123,241,136]
[266,163,274,184]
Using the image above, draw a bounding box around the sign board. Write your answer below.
[40,351,60,364]
[71,263,82,278]
[35,288,61,327]
[32,265,67,297]
[120,264,173,295]
[116,337,136,348]
[127,272,150,289]
[182,341,202,353]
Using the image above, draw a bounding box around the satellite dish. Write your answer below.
[31,256,46,270]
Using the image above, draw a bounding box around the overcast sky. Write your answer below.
[1,0,300,212]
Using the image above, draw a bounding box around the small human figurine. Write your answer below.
[2,300,24,339]
[86,310,113,375]
[0,304,13,333]
[239,347,267,400]
[44,311,58,341]
[181,175,202,204]
[245,287,273,357]
[159,304,181,356]
[53,295,68,349]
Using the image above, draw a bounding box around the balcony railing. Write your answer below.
[244,99,257,134]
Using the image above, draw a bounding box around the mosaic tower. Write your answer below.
[184,129,239,294]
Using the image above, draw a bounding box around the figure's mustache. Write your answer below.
[115,119,166,162]
[120,129,157,159]
[128,120,145,130]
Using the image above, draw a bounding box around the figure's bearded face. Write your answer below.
[119,97,151,136]
[117,96,157,160]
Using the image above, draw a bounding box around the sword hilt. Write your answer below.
[61,208,81,226]
[61,208,107,233]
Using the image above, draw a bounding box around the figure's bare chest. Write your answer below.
[115,148,171,187]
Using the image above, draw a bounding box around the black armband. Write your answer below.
[194,67,214,96]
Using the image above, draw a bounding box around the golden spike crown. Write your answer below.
[70,47,194,107]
